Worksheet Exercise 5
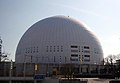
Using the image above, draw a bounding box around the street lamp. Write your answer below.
[9,60,13,83]
[23,55,27,78]
[80,55,83,74]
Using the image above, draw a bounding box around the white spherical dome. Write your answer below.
[15,16,103,64]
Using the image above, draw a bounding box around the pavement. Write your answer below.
[79,78,120,83]
[86,78,109,83]
[60,78,111,83]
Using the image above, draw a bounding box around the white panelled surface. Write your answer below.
[15,16,103,65]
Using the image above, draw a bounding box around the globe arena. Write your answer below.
[15,16,103,76]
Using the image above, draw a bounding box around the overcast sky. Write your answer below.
[0,0,120,60]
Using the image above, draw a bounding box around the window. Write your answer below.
[84,50,90,53]
[82,48,83,52]
[70,58,78,61]
[46,45,64,52]
[61,46,63,52]
[25,46,39,53]
[36,46,39,53]
[84,46,90,49]
[71,50,78,52]
[33,47,35,53]
[71,45,78,48]
[84,55,90,62]
[53,46,55,52]
[78,46,80,52]
[50,46,52,52]
[84,55,90,57]
[57,46,59,52]
[71,54,78,57]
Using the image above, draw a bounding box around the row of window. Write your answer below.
[71,54,78,57]
[71,50,90,53]
[25,47,39,53]
[71,45,99,54]
[70,58,78,61]
[71,50,78,52]
[71,54,90,57]
[84,55,90,57]
[71,45,90,49]
[83,50,90,53]
[71,45,78,48]
[70,58,90,62]
[46,46,63,52]
[71,45,90,53]
[84,46,90,49]
[50,56,90,62]
[70,54,90,62]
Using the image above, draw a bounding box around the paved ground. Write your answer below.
[80,78,120,83]
[1,77,119,83]
[43,77,120,83]
[86,78,109,83]
[60,78,111,83]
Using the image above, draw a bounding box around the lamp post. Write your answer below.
[46,57,50,77]
[80,55,83,74]
[24,55,26,79]
[9,60,13,83]
[35,56,38,75]
[59,57,61,75]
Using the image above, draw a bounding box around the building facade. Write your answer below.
[15,16,103,76]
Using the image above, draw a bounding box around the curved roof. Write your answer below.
[18,16,100,47]
[15,16,103,63]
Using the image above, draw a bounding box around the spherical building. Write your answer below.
[15,16,103,76]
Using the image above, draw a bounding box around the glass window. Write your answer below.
[54,46,55,52]
[84,50,90,53]
[84,55,90,57]
[57,46,59,52]
[71,54,78,57]
[70,58,78,61]
[84,46,90,49]
[36,46,38,52]
[33,47,35,53]
[79,46,80,52]
[71,50,78,52]
[71,45,78,48]
[50,46,52,52]
[61,46,63,52]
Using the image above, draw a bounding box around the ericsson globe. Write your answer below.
[15,16,103,65]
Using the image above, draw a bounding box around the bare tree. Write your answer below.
[104,54,117,65]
